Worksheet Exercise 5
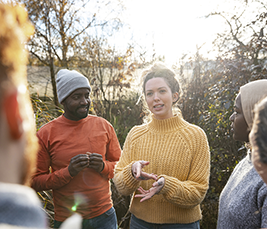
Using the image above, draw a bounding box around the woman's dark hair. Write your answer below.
[141,63,182,104]
[250,97,267,164]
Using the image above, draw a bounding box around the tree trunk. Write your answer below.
[49,57,59,108]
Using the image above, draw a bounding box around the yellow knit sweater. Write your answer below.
[113,114,210,224]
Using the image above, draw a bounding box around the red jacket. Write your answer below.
[31,115,121,221]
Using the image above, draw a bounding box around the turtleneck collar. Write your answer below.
[147,114,188,133]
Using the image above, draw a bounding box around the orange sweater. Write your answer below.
[31,115,121,222]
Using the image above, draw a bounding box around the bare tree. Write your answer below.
[207,0,267,65]
[19,0,123,107]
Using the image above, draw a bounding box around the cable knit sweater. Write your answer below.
[217,151,267,229]
[113,114,210,224]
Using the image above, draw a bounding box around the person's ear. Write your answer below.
[172,92,179,104]
[3,91,23,140]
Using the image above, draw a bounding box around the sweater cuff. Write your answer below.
[64,166,74,180]
[158,175,180,197]
[123,161,140,188]
[100,160,109,176]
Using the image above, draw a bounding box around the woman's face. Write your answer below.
[145,77,178,120]
[229,93,249,142]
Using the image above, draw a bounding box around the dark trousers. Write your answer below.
[130,214,200,229]
[54,207,117,229]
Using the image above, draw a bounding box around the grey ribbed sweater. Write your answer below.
[217,151,267,229]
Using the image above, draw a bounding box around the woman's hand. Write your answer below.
[134,177,165,202]
[131,160,157,181]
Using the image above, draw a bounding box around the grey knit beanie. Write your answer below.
[56,69,91,104]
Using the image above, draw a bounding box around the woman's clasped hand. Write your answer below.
[135,177,165,202]
[131,160,157,181]
[131,160,164,202]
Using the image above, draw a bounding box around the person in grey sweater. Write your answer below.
[217,79,267,229]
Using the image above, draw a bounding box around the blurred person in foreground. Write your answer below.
[217,80,267,229]
[31,69,121,229]
[0,3,47,228]
[113,63,210,229]
[250,96,267,185]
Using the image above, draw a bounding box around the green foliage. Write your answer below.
[178,42,267,228]
[37,190,54,227]
[31,94,63,130]
[111,180,131,229]
[93,93,144,147]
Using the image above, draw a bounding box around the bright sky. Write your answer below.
[110,0,243,65]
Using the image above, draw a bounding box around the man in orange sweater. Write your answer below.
[31,69,121,229]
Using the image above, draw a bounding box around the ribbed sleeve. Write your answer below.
[113,126,145,196]
[159,127,210,208]
[113,115,210,224]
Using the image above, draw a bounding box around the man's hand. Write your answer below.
[131,160,158,181]
[135,177,165,202]
[86,152,104,173]
[68,154,90,177]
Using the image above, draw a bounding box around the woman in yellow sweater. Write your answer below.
[113,63,210,229]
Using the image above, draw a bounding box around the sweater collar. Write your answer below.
[148,114,188,133]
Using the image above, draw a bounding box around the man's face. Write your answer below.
[62,88,91,121]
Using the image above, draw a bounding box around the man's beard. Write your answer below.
[75,105,89,119]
